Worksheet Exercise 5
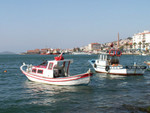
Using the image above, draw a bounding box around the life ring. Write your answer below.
[109,49,115,56]
[116,50,122,57]
[94,64,97,68]
[105,66,110,71]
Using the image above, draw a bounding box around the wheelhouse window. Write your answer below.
[32,69,36,73]
[37,69,43,74]
[48,63,53,70]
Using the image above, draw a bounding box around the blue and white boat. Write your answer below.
[89,49,147,76]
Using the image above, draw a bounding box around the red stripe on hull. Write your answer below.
[22,71,92,82]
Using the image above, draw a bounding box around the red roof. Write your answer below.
[91,43,100,45]
[139,32,150,35]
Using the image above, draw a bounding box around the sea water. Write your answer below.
[0,54,150,113]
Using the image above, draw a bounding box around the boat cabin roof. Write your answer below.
[48,59,73,63]
[32,59,73,70]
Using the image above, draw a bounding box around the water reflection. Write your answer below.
[24,80,92,93]
[23,80,94,106]
[95,73,125,79]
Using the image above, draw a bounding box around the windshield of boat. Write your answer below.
[99,54,109,60]
[57,62,65,67]
[39,60,48,66]
[56,61,71,73]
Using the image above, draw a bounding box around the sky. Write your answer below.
[0,0,150,53]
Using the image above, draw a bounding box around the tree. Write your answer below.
[142,39,146,50]
[129,43,132,50]
[125,42,129,50]
[73,48,76,52]
[138,42,142,50]
[119,46,124,51]
[145,43,149,52]
[142,42,145,50]
[127,37,132,40]
[133,42,137,49]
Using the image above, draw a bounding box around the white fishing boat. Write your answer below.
[20,54,93,85]
[141,53,147,56]
[89,49,147,76]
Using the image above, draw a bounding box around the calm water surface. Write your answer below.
[0,54,150,113]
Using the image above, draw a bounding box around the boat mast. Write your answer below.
[118,32,120,49]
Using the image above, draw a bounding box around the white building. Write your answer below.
[132,30,150,50]
[88,43,101,51]
[80,43,101,52]
[80,45,89,51]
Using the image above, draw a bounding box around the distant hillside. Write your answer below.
[0,51,16,54]
[104,37,132,48]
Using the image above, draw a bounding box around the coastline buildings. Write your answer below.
[26,48,61,55]
[25,30,150,55]
[103,38,132,51]
[132,30,150,50]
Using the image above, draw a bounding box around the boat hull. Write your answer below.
[94,66,145,76]
[21,68,92,86]
[89,60,146,76]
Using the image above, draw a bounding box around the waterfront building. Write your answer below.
[132,30,150,50]
[79,43,101,53]
[88,43,101,51]
[40,48,49,54]
[80,45,89,52]
[27,49,40,54]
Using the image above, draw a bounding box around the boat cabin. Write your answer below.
[96,54,120,66]
[31,59,73,78]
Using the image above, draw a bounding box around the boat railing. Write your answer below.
[20,63,32,72]
[98,54,108,61]
[124,65,147,69]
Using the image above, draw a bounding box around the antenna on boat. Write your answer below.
[118,32,120,49]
